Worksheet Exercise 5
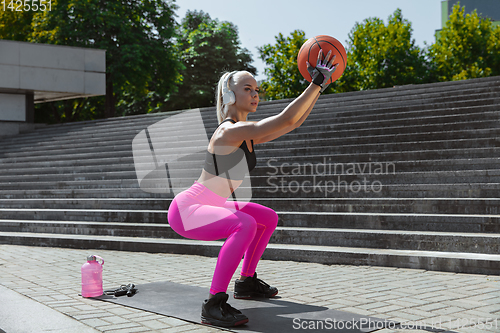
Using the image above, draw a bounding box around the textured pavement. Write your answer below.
[0,244,499,333]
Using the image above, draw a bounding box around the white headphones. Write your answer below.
[222,71,237,106]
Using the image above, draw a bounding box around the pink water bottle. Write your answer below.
[81,255,104,297]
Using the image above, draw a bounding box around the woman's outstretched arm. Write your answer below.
[280,82,322,124]
[254,90,320,144]
[290,89,321,128]
[223,51,337,145]
[222,82,321,144]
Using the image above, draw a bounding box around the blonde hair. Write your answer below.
[215,71,254,124]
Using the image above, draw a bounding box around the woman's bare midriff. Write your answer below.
[195,137,253,198]
[196,170,244,198]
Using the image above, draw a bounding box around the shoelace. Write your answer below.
[252,276,272,293]
[219,296,240,317]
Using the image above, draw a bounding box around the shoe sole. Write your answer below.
[201,316,249,327]
[233,290,278,299]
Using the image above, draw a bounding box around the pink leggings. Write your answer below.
[167,181,278,295]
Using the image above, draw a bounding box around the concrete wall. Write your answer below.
[447,0,500,21]
[0,39,106,103]
[0,40,106,136]
[0,94,25,121]
[442,0,500,26]
[438,0,499,44]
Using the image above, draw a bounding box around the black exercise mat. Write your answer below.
[93,281,398,332]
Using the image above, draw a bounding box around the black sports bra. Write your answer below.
[203,119,257,180]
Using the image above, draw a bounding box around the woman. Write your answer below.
[167,49,337,328]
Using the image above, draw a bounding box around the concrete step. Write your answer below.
[284,128,500,149]
[4,122,500,167]
[2,76,493,142]
[249,182,500,199]
[126,166,500,185]
[3,123,500,161]
[0,231,499,275]
[0,188,166,199]
[1,162,499,186]
[307,96,500,125]
[258,156,500,174]
[2,123,500,162]
[304,75,500,104]
[0,181,499,199]
[0,76,498,276]
[292,118,498,141]
[276,211,500,233]
[0,156,135,170]
[0,159,494,185]
[257,79,499,114]
[11,75,498,135]
[1,86,498,149]
[0,171,499,193]
[271,227,500,254]
[256,146,500,162]
[262,137,500,156]
[1,156,498,181]
[252,198,500,215]
[290,121,500,144]
[305,107,500,132]
[0,283,100,333]
[2,103,499,160]
[0,163,133,176]
[0,198,168,210]
[0,207,166,223]
[2,131,500,168]
[379,157,500,172]
[0,219,497,254]
[1,197,499,215]
[253,169,500,186]
[0,94,498,152]
[318,89,500,113]
[0,208,498,233]
[0,220,175,238]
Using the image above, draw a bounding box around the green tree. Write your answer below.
[0,5,34,41]
[167,10,255,111]
[428,3,500,81]
[25,0,181,122]
[344,8,430,91]
[257,29,308,100]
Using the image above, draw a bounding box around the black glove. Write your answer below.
[104,283,138,297]
[307,49,338,92]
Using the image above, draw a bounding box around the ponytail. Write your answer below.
[216,72,232,124]
[215,70,255,124]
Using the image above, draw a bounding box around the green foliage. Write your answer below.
[428,3,500,81]
[0,6,34,41]
[3,1,500,120]
[34,98,103,124]
[258,10,430,98]
[342,8,430,91]
[167,10,256,110]
[257,30,308,100]
[2,0,181,123]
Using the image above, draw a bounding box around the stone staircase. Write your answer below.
[1,76,499,274]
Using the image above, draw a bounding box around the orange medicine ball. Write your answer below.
[297,35,347,84]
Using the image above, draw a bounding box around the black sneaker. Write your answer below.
[201,292,249,327]
[234,273,278,299]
